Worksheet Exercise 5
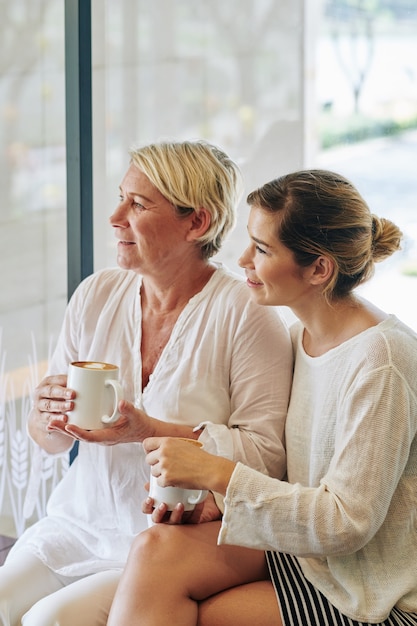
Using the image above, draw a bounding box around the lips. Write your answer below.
[246,277,263,287]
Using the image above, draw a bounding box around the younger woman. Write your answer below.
[108,169,417,626]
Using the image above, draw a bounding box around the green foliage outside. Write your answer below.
[319,112,417,149]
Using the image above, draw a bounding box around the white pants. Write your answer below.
[0,551,121,626]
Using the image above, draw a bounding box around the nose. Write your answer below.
[238,244,253,269]
[109,199,129,228]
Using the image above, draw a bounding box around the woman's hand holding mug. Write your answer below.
[143,436,237,524]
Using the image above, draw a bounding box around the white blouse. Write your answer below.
[10,264,293,576]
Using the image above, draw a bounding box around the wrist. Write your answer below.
[209,456,236,496]
[150,417,198,441]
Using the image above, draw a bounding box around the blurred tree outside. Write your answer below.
[320,0,417,146]
[325,0,377,114]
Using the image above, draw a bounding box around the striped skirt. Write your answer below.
[266,551,417,626]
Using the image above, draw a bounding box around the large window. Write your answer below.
[1,0,416,537]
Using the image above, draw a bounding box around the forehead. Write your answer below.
[248,205,280,241]
[120,164,164,202]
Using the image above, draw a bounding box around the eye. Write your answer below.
[255,245,267,255]
[133,201,145,210]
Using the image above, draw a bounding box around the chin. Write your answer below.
[248,292,266,306]
[117,257,138,271]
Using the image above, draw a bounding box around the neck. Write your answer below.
[141,262,216,315]
[298,294,387,357]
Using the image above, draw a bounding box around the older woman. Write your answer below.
[0,140,292,626]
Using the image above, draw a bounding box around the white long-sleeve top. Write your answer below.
[10,264,292,576]
[219,315,417,623]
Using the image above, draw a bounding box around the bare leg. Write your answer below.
[107,521,270,626]
[198,580,282,626]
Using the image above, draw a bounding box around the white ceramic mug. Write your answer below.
[149,438,208,511]
[67,361,124,430]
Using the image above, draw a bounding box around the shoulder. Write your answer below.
[358,316,417,355]
[70,268,139,302]
[331,316,417,391]
[370,315,417,367]
[66,268,139,319]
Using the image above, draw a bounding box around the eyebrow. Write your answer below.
[248,229,272,249]
[119,186,153,203]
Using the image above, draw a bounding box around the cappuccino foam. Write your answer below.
[72,361,117,371]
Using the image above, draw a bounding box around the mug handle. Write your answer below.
[101,380,124,424]
[187,489,209,505]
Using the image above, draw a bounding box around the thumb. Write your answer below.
[118,398,136,416]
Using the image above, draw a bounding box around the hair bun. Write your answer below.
[371,215,402,262]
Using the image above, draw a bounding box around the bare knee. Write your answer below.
[128,524,190,568]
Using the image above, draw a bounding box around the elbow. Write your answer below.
[316,514,377,557]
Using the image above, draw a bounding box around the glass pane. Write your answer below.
[0,0,67,535]
[92,0,310,275]
[316,1,417,331]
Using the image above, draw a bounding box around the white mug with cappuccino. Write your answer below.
[67,361,124,430]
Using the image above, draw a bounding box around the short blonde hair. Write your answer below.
[129,140,242,259]
[248,169,403,300]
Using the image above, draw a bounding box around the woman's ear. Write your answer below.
[308,255,334,286]
[186,207,211,241]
